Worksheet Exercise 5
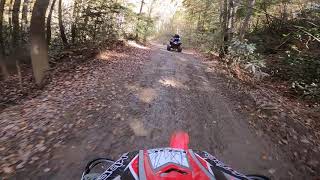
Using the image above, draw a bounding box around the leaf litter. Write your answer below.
[200,54,320,177]
[0,41,151,178]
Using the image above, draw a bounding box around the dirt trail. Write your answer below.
[2,43,300,179]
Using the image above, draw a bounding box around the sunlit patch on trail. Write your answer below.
[96,51,129,61]
[159,77,188,89]
[127,41,150,50]
[138,88,158,103]
[177,56,188,62]
[125,84,139,91]
[181,50,195,55]
[129,119,149,137]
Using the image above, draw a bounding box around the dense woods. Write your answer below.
[0,0,156,86]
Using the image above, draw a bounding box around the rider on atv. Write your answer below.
[167,34,182,52]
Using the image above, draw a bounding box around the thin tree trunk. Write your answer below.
[82,4,90,41]
[143,0,155,43]
[148,0,155,17]
[219,0,229,57]
[8,0,13,33]
[0,0,6,53]
[58,0,68,47]
[21,0,29,31]
[0,0,8,79]
[254,16,259,30]
[30,0,50,85]
[282,2,288,20]
[138,0,144,15]
[228,0,237,41]
[47,0,57,45]
[12,0,22,46]
[197,14,201,31]
[16,60,22,89]
[135,0,144,40]
[93,16,98,41]
[239,0,255,40]
[71,0,81,44]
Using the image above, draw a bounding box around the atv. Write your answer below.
[167,34,182,52]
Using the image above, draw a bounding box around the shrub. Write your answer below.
[228,39,269,80]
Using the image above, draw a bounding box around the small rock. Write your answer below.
[261,154,268,160]
[293,135,297,140]
[300,136,310,144]
[39,146,47,152]
[3,166,14,174]
[281,139,288,145]
[16,162,25,169]
[268,168,276,174]
[43,168,51,172]
[115,113,121,119]
[47,131,55,136]
[280,112,286,118]
[305,119,312,125]
[65,81,71,85]
[307,160,319,168]
[32,156,40,161]
[36,143,46,152]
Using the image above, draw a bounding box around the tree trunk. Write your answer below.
[143,0,155,43]
[12,0,22,46]
[148,0,155,17]
[219,0,229,57]
[0,0,8,79]
[71,0,81,44]
[0,0,6,54]
[282,2,288,20]
[47,0,57,45]
[16,59,22,89]
[8,0,13,33]
[219,0,223,25]
[21,0,29,31]
[138,0,144,15]
[82,4,90,41]
[30,0,50,85]
[135,0,144,40]
[58,0,68,47]
[239,0,255,41]
[228,0,236,41]
[254,16,259,30]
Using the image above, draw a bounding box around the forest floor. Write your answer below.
[0,42,319,180]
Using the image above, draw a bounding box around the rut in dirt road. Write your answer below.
[4,43,300,180]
